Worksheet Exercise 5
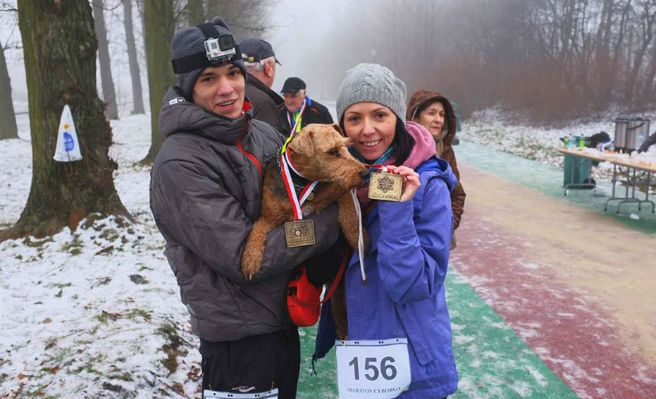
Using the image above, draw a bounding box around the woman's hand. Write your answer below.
[386,166,421,202]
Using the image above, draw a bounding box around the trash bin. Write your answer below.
[563,154,593,188]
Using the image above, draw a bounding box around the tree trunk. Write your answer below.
[205,0,273,39]
[3,0,129,240]
[93,0,118,120]
[0,42,18,140]
[186,0,205,25]
[123,0,145,114]
[141,0,175,164]
[639,42,656,106]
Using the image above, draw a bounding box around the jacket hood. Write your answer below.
[159,87,251,145]
[403,121,436,169]
[431,157,458,193]
[407,90,457,147]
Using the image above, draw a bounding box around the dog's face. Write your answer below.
[287,124,369,189]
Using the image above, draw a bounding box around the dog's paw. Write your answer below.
[241,255,262,280]
[241,263,261,280]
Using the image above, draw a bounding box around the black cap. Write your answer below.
[240,38,281,65]
[281,77,306,94]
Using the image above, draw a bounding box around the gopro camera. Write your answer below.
[204,35,236,64]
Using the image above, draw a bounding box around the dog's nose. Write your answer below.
[359,169,371,179]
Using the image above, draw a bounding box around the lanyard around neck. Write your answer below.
[287,98,307,135]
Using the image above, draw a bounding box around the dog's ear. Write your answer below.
[289,129,315,157]
[332,124,344,136]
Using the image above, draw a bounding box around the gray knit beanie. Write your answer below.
[336,63,407,123]
[170,16,246,99]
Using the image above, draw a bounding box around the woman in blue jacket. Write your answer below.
[317,63,459,399]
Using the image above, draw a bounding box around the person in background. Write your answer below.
[280,77,333,135]
[315,63,459,399]
[150,18,340,398]
[241,38,286,132]
[407,90,466,249]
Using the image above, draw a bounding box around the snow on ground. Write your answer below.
[1,114,202,398]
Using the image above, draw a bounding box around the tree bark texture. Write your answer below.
[205,0,272,40]
[93,0,118,120]
[123,0,145,114]
[186,0,205,26]
[6,0,129,239]
[142,0,175,163]
[0,43,18,140]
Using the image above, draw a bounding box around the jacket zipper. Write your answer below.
[236,140,262,176]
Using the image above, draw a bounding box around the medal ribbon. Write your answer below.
[280,150,318,221]
[368,164,389,173]
[350,189,367,282]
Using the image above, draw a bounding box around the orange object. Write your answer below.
[286,253,350,327]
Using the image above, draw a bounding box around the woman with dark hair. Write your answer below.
[317,63,459,399]
[408,90,466,249]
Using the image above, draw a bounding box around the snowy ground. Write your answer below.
[2,107,655,398]
[1,113,202,398]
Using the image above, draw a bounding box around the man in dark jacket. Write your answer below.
[150,18,339,398]
[240,38,286,133]
[280,77,334,135]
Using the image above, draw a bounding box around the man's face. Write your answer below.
[192,64,245,119]
[283,91,306,113]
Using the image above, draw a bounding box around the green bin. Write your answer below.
[563,155,592,187]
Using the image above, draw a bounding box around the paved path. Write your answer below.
[452,161,656,398]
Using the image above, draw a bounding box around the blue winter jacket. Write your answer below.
[342,156,458,398]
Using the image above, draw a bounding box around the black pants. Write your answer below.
[200,329,300,399]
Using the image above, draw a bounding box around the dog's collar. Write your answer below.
[279,150,319,220]
[276,151,311,192]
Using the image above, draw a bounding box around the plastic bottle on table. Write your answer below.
[578,135,586,148]
[567,134,575,149]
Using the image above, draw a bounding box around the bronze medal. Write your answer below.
[368,171,403,201]
[284,219,316,247]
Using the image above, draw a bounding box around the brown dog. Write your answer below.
[241,123,369,279]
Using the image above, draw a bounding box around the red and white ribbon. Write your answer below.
[280,152,318,220]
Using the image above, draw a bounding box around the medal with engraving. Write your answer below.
[368,171,403,201]
[284,219,316,247]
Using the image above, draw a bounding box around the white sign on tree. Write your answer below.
[53,104,83,162]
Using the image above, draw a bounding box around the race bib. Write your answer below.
[203,388,278,399]
[336,338,411,399]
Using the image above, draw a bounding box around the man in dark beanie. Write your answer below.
[149,17,340,398]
